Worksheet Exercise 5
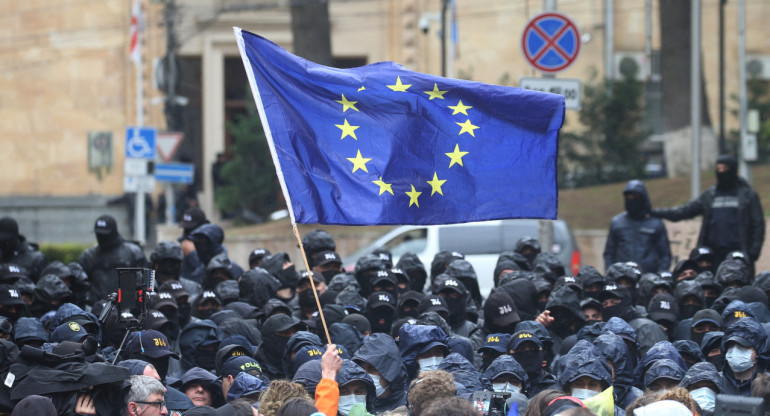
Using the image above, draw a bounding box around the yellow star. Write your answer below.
[405,185,422,207]
[358,86,366,91]
[387,76,411,92]
[335,94,359,112]
[448,100,473,115]
[456,119,480,137]
[424,83,448,100]
[445,144,469,168]
[426,172,447,196]
[347,149,371,173]
[372,177,394,195]
[336,119,360,140]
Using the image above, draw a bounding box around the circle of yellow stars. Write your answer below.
[332,76,479,209]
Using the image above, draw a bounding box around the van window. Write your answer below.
[382,228,428,257]
[438,226,503,255]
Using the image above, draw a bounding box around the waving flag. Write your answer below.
[234,28,564,226]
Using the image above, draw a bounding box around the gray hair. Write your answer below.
[125,375,165,409]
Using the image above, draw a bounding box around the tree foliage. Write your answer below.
[558,68,649,188]
[215,99,283,222]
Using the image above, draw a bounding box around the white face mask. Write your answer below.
[571,388,599,400]
[689,387,716,412]
[492,382,521,394]
[418,356,443,372]
[369,373,386,398]
[337,394,367,416]
[726,345,755,373]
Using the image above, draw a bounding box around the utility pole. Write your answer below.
[164,0,179,224]
[719,0,727,154]
[441,0,449,77]
[738,0,752,183]
[539,0,556,254]
[605,0,614,82]
[691,0,701,199]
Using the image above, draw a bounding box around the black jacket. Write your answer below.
[2,235,47,282]
[652,177,765,261]
[605,180,672,273]
[77,237,146,302]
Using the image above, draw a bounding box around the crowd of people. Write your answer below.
[0,155,766,416]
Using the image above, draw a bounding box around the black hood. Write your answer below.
[353,333,408,411]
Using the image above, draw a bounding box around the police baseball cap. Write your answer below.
[648,293,678,323]
[262,314,303,334]
[221,355,263,379]
[50,321,89,343]
[93,215,117,235]
[370,269,397,287]
[692,309,722,328]
[248,248,271,266]
[597,284,626,302]
[507,331,542,352]
[199,290,222,306]
[418,295,449,316]
[179,207,209,231]
[0,284,25,305]
[367,291,396,312]
[314,251,342,267]
[478,333,512,354]
[149,291,178,311]
[126,330,179,359]
[150,241,184,263]
[158,280,190,301]
[483,292,521,327]
[436,278,465,294]
[0,264,25,283]
[298,270,324,284]
[690,247,715,262]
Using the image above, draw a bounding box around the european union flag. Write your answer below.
[234,28,564,226]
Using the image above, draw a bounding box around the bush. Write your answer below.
[39,243,91,264]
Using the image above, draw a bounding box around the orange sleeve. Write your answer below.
[314,377,340,416]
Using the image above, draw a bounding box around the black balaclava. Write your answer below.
[513,349,544,379]
[0,217,20,262]
[195,346,217,371]
[263,331,290,359]
[367,306,395,334]
[706,353,724,371]
[679,303,701,321]
[321,270,339,284]
[601,297,630,322]
[144,356,170,382]
[624,193,647,220]
[178,301,192,328]
[716,154,738,191]
[444,293,468,328]
[193,236,217,266]
[96,230,121,250]
[155,259,182,281]
[299,289,317,309]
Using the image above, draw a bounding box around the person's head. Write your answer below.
[275,397,317,416]
[421,396,483,416]
[507,331,545,378]
[623,180,649,220]
[407,370,456,416]
[94,214,120,248]
[150,241,184,283]
[716,154,738,190]
[690,309,722,346]
[522,390,567,416]
[10,395,57,416]
[248,248,271,269]
[124,375,167,416]
[580,298,602,323]
[0,217,20,258]
[185,381,215,407]
[258,380,310,416]
[312,251,343,283]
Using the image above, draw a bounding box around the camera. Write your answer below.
[117,267,155,320]
[471,391,511,416]
[419,16,430,34]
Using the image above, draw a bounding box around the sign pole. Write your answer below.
[134,5,146,245]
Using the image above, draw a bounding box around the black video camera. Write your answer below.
[471,391,511,416]
[99,268,155,329]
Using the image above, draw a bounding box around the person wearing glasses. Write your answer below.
[124,375,168,416]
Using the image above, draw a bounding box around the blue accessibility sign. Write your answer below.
[125,126,157,159]
[155,163,194,184]
[521,12,581,73]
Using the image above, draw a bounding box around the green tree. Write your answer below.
[559,68,649,188]
[215,99,283,222]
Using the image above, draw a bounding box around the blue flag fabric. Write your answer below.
[234,28,564,226]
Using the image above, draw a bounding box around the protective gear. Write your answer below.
[512,350,544,378]
[725,345,754,373]
[492,382,521,394]
[195,348,217,371]
[263,332,290,359]
[418,356,443,372]
[716,169,738,191]
[690,387,716,412]
[299,289,317,308]
[706,354,724,371]
[196,308,215,320]
[625,196,647,220]
[680,305,701,321]
[338,394,367,416]
[571,388,599,400]
[156,260,181,279]
[178,303,192,327]
[321,270,339,284]
[368,373,386,398]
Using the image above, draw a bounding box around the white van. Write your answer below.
[344,219,581,297]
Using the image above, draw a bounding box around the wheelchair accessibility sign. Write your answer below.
[125,126,156,159]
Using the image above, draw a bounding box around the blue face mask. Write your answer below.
[369,373,386,398]
[571,388,599,400]
[337,394,366,416]
[418,356,443,372]
[690,387,716,412]
[726,345,755,373]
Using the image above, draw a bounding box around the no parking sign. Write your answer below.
[521,12,581,73]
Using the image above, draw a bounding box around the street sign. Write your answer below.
[123,175,156,193]
[124,158,151,176]
[156,132,184,162]
[521,12,581,73]
[519,78,582,110]
[125,126,156,159]
[155,163,194,184]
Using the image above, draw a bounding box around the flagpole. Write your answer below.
[292,224,332,345]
